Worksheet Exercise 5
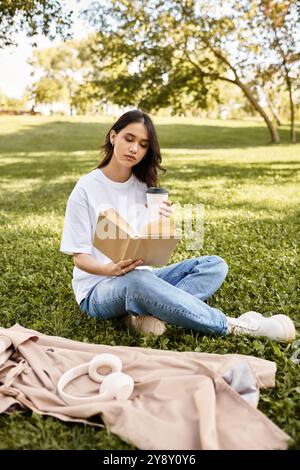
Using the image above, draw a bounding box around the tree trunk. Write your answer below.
[286,79,296,143]
[235,78,280,144]
[268,103,282,127]
[272,28,296,143]
[185,47,280,143]
[266,94,282,126]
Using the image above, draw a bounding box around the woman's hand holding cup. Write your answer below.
[159,199,173,218]
[146,187,172,219]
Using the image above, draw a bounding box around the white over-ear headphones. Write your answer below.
[57,353,134,406]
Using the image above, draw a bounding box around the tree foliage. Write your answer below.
[28,40,103,114]
[31,76,66,106]
[81,0,299,142]
[0,0,72,47]
[29,41,82,113]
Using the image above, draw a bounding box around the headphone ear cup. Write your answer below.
[89,353,123,382]
[99,372,134,401]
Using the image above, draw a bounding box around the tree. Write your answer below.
[31,76,67,110]
[80,8,224,120]
[82,0,298,143]
[29,41,82,114]
[258,0,299,142]
[71,82,101,114]
[0,0,72,47]
[0,90,29,112]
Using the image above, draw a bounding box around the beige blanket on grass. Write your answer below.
[0,324,291,450]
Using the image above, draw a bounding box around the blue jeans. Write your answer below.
[80,256,229,336]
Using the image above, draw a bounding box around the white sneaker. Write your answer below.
[238,311,263,322]
[226,312,296,343]
[124,315,166,336]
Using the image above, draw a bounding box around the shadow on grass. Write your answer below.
[1,150,300,185]
[0,153,98,181]
[165,160,300,184]
[1,154,299,216]
[0,120,299,154]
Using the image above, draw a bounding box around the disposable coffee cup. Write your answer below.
[146,187,168,220]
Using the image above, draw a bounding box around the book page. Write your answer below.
[100,208,138,238]
[140,216,177,238]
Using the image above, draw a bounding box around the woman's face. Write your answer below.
[110,122,149,168]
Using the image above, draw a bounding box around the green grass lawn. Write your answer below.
[0,115,299,449]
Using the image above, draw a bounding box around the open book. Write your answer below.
[93,208,181,265]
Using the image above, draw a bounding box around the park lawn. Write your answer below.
[0,115,299,449]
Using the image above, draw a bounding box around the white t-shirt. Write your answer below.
[60,168,150,305]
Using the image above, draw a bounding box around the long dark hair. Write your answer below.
[97,110,166,187]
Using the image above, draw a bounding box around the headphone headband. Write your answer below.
[57,353,134,405]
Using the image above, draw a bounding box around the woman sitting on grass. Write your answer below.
[60,110,295,342]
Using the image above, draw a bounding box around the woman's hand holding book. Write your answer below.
[104,258,144,276]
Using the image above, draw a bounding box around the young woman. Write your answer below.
[60,110,295,342]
